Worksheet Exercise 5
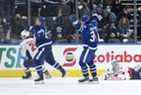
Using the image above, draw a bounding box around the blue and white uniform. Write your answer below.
[31,25,53,47]
[70,15,99,77]
[30,25,64,78]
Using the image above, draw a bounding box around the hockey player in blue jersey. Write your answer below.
[19,29,52,79]
[69,15,99,82]
[30,17,66,82]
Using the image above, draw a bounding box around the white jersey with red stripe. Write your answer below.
[20,38,38,58]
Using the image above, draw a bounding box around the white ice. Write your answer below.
[0,78,140,95]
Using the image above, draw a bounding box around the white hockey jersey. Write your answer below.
[20,38,38,58]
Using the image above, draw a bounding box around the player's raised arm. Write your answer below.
[69,15,82,33]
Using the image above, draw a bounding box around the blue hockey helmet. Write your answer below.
[69,15,77,23]
[39,16,46,26]
[81,15,90,23]
[39,16,46,22]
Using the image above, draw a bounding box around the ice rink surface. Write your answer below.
[0,78,140,95]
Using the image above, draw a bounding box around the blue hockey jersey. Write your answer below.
[81,22,99,49]
[69,15,99,49]
[30,25,53,48]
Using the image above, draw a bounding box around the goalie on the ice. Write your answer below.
[69,15,99,82]
[20,30,51,79]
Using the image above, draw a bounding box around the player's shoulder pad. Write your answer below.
[89,23,97,31]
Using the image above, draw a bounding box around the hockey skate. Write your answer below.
[89,76,99,84]
[44,70,52,79]
[59,67,66,77]
[78,76,89,83]
[22,70,31,79]
[34,77,45,84]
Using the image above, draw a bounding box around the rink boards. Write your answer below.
[0,44,141,78]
